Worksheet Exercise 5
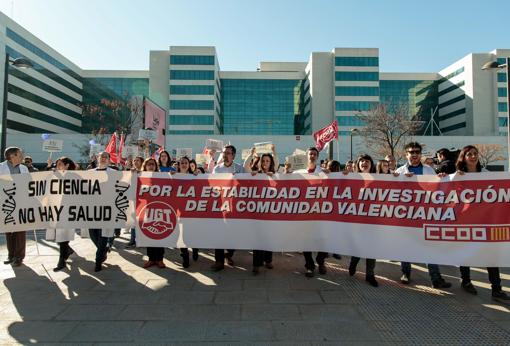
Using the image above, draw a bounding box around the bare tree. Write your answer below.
[355,103,424,159]
[474,143,506,168]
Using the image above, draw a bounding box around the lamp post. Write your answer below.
[1,53,33,157]
[350,128,359,160]
[482,57,510,170]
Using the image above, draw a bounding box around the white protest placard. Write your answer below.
[254,141,273,154]
[42,139,63,153]
[195,154,207,166]
[241,149,252,160]
[123,145,139,158]
[286,154,307,171]
[293,148,306,156]
[205,139,224,151]
[138,129,158,141]
[89,144,104,157]
[176,148,192,159]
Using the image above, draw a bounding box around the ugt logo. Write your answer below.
[138,201,177,240]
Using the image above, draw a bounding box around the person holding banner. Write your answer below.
[88,151,116,272]
[211,145,246,271]
[346,154,379,287]
[376,160,390,174]
[251,153,276,275]
[1,147,29,267]
[395,142,452,289]
[126,156,145,249]
[46,157,77,272]
[141,158,167,269]
[293,147,328,278]
[158,150,176,173]
[176,156,200,268]
[454,145,510,301]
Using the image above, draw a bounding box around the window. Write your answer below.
[167,130,214,135]
[499,117,508,127]
[498,87,507,97]
[170,85,214,95]
[335,56,379,66]
[499,102,508,112]
[335,101,377,111]
[169,115,214,125]
[169,100,214,110]
[337,116,365,126]
[170,55,215,65]
[335,71,378,81]
[169,70,215,80]
[438,81,465,97]
[498,73,507,83]
[438,94,465,109]
[335,86,379,96]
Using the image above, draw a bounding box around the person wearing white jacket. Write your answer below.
[0,147,29,267]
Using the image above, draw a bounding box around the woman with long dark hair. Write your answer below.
[158,150,175,172]
[142,158,166,269]
[346,154,378,287]
[455,145,509,301]
[176,156,199,267]
[47,157,77,271]
[251,153,275,274]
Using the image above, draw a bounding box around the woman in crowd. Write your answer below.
[189,159,197,174]
[46,157,77,271]
[376,159,390,174]
[158,150,175,172]
[142,157,166,269]
[346,154,378,287]
[132,156,144,172]
[251,153,275,274]
[176,156,199,267]
[126,156,145,248]
[455,145,509,301]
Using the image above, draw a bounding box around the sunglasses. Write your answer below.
[407,150,421,155]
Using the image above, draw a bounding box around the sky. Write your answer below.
[0,0,508,73]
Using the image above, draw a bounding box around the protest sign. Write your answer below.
[42,139,63,152]
[206,139,224,151]
[176,148,192,159]
[123,145,139,158]
[138,129,158,141]
[254,142,272,154]
[195,154,207,166]
[241,149,251,160]
[286,154,307,171]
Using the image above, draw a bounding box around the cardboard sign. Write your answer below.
[286,154,307,171]
[206,139,224,151]
[293,148,306,156]
[42,139,63,152]
[195,154,207,166]
[138,129,158,141]
[176,148,192,159]
[123,145,139,158]
[254,141,273,154]
[241,149,252,160]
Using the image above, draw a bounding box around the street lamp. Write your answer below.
[2,53,33,156]
[482,57,510,170]
[350,128,359,160]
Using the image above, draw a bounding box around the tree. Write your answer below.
[355,103,424,159]
[474,143,506,168]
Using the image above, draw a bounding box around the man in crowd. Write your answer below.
[436,148,456,174]
[293,147,328,277]
[23,156,38,172]
[384,154,397,172]
[1,147,29,266]
[395,142,452,289]
[210,145,246,271]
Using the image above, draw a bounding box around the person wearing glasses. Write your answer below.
[395,142,452,289]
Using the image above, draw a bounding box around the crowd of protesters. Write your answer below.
[1,141,509,302]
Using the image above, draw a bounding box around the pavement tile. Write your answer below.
[241,304,302,321]
[55,304,127,320]
[272,321,381,341]
[215,289,268,304]
[136,321,208,341]
[205,321,273,341]
[120,304,241,321]
[0,320,78,343]
[268,290,324,304]
[62,321,144,342]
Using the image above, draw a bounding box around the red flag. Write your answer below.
[313,120,338,152]
[118,133,126,166]
[105,132,119,163]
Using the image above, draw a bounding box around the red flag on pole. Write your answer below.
[105,132,119,164]
[118,133,126,166]
[313,120,338,152]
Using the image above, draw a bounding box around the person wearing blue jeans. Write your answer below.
[395,142,451,289]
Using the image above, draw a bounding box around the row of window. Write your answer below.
[335,101,377,111]
[440,121,466,133]
[438,67,464,84]
[499,102,508,112]
[336,116,365,126]
[6,28,82,83]
[335,56,379,67]
[169,100,214,110]
[438,81,465,97]
[170,85,214,95]
[497,57,508,64]
[170,55,215,65]
[169,115,214,125]
[499,87,508,97]
[498,73,507,83]
[8,83,81,120]
[438,94,465,109]
[169,70,215,80]
[167,130,214,135]
[498,117,508,127]
[438,108,465,121]
[6,46,82,96]
[335,86,379,96]
[6,119,52,133]
[335,71,379,81]
[7,102,81,132]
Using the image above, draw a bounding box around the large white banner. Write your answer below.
[0,171,135,232]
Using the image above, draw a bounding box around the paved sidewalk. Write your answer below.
[1,232,510,345]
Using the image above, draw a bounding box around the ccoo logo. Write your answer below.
[138,201,177,240]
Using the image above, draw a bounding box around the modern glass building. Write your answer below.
[0,11,508,143]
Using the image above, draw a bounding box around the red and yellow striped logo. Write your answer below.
[490,227,510,241]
